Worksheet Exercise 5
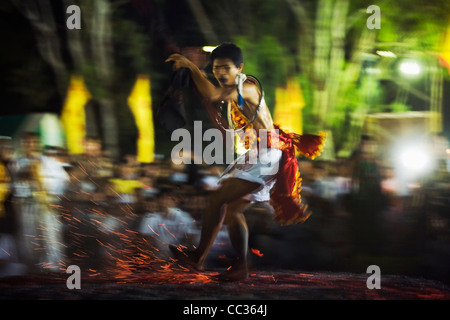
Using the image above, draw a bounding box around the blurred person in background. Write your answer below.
[37,145,71,270]
[108,157,144,212]
[137,188,197,261]
[0,136,20,270]
[41,146,70,200]
[63,136,113,270]
[0,137,14,231]
[9,132,46,270]
[348,135,388,256]
[67,136,113,205]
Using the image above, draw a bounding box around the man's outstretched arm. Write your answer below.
[165,53,234,102]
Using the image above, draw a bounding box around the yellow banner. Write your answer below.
[274,78,305,135]
[128,75,155,163]
[60,75,91,154]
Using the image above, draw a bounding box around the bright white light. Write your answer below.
[399,146,431,174]
[399,61,421,76]
[376,50,396,58]
[202,46,218,53]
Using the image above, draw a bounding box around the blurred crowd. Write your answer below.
[0,132,449,284]
[0,133,224,277]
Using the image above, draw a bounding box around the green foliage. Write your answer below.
[377,0,450,51]
[389,102,411,113]
[112,10,151,75]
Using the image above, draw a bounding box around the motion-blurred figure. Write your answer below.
[0,136,20,272]
[0,137,13,231]
[63,136,113,270]
[349,135,387,256]
[10,133,45,270]
[39,145,70,270]
[138,190,196,261]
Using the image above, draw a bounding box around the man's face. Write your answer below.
[21,136,40,156]
[212,58,243,87]
[85,140,101,157]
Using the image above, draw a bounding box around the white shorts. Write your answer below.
[218,148,282,202]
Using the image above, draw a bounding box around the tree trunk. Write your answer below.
[99,97,120,161]
[13,0,69,96]
[186,0,218,44]
[89,0,120,161]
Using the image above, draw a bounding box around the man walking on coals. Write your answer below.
[166,43,325,281]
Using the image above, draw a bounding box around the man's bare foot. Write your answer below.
[169,244,204,271]
[215,263,249,282]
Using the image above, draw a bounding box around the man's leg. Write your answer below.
[171,178,260,270]
[221,198,252,280]
[196,178,259,266]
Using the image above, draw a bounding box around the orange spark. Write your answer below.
[162,225,178,241]
[250,248,264,257]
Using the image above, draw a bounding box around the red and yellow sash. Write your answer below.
[230,102,326,225]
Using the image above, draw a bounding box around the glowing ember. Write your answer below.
[250,248,264,257]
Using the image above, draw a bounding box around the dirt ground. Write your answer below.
[1,267,449,300]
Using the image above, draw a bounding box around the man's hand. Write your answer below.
[165,53,194,71]
[165,53,233,103]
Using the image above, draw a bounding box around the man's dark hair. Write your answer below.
[210,43,243,67]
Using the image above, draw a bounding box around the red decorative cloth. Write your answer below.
[228,102,326,225]
[270,125,326,225]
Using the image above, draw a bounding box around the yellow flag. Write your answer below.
[127,75,155,163]
[60,75,91,154]
[273,78,305,134]
[439,18,450,74]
